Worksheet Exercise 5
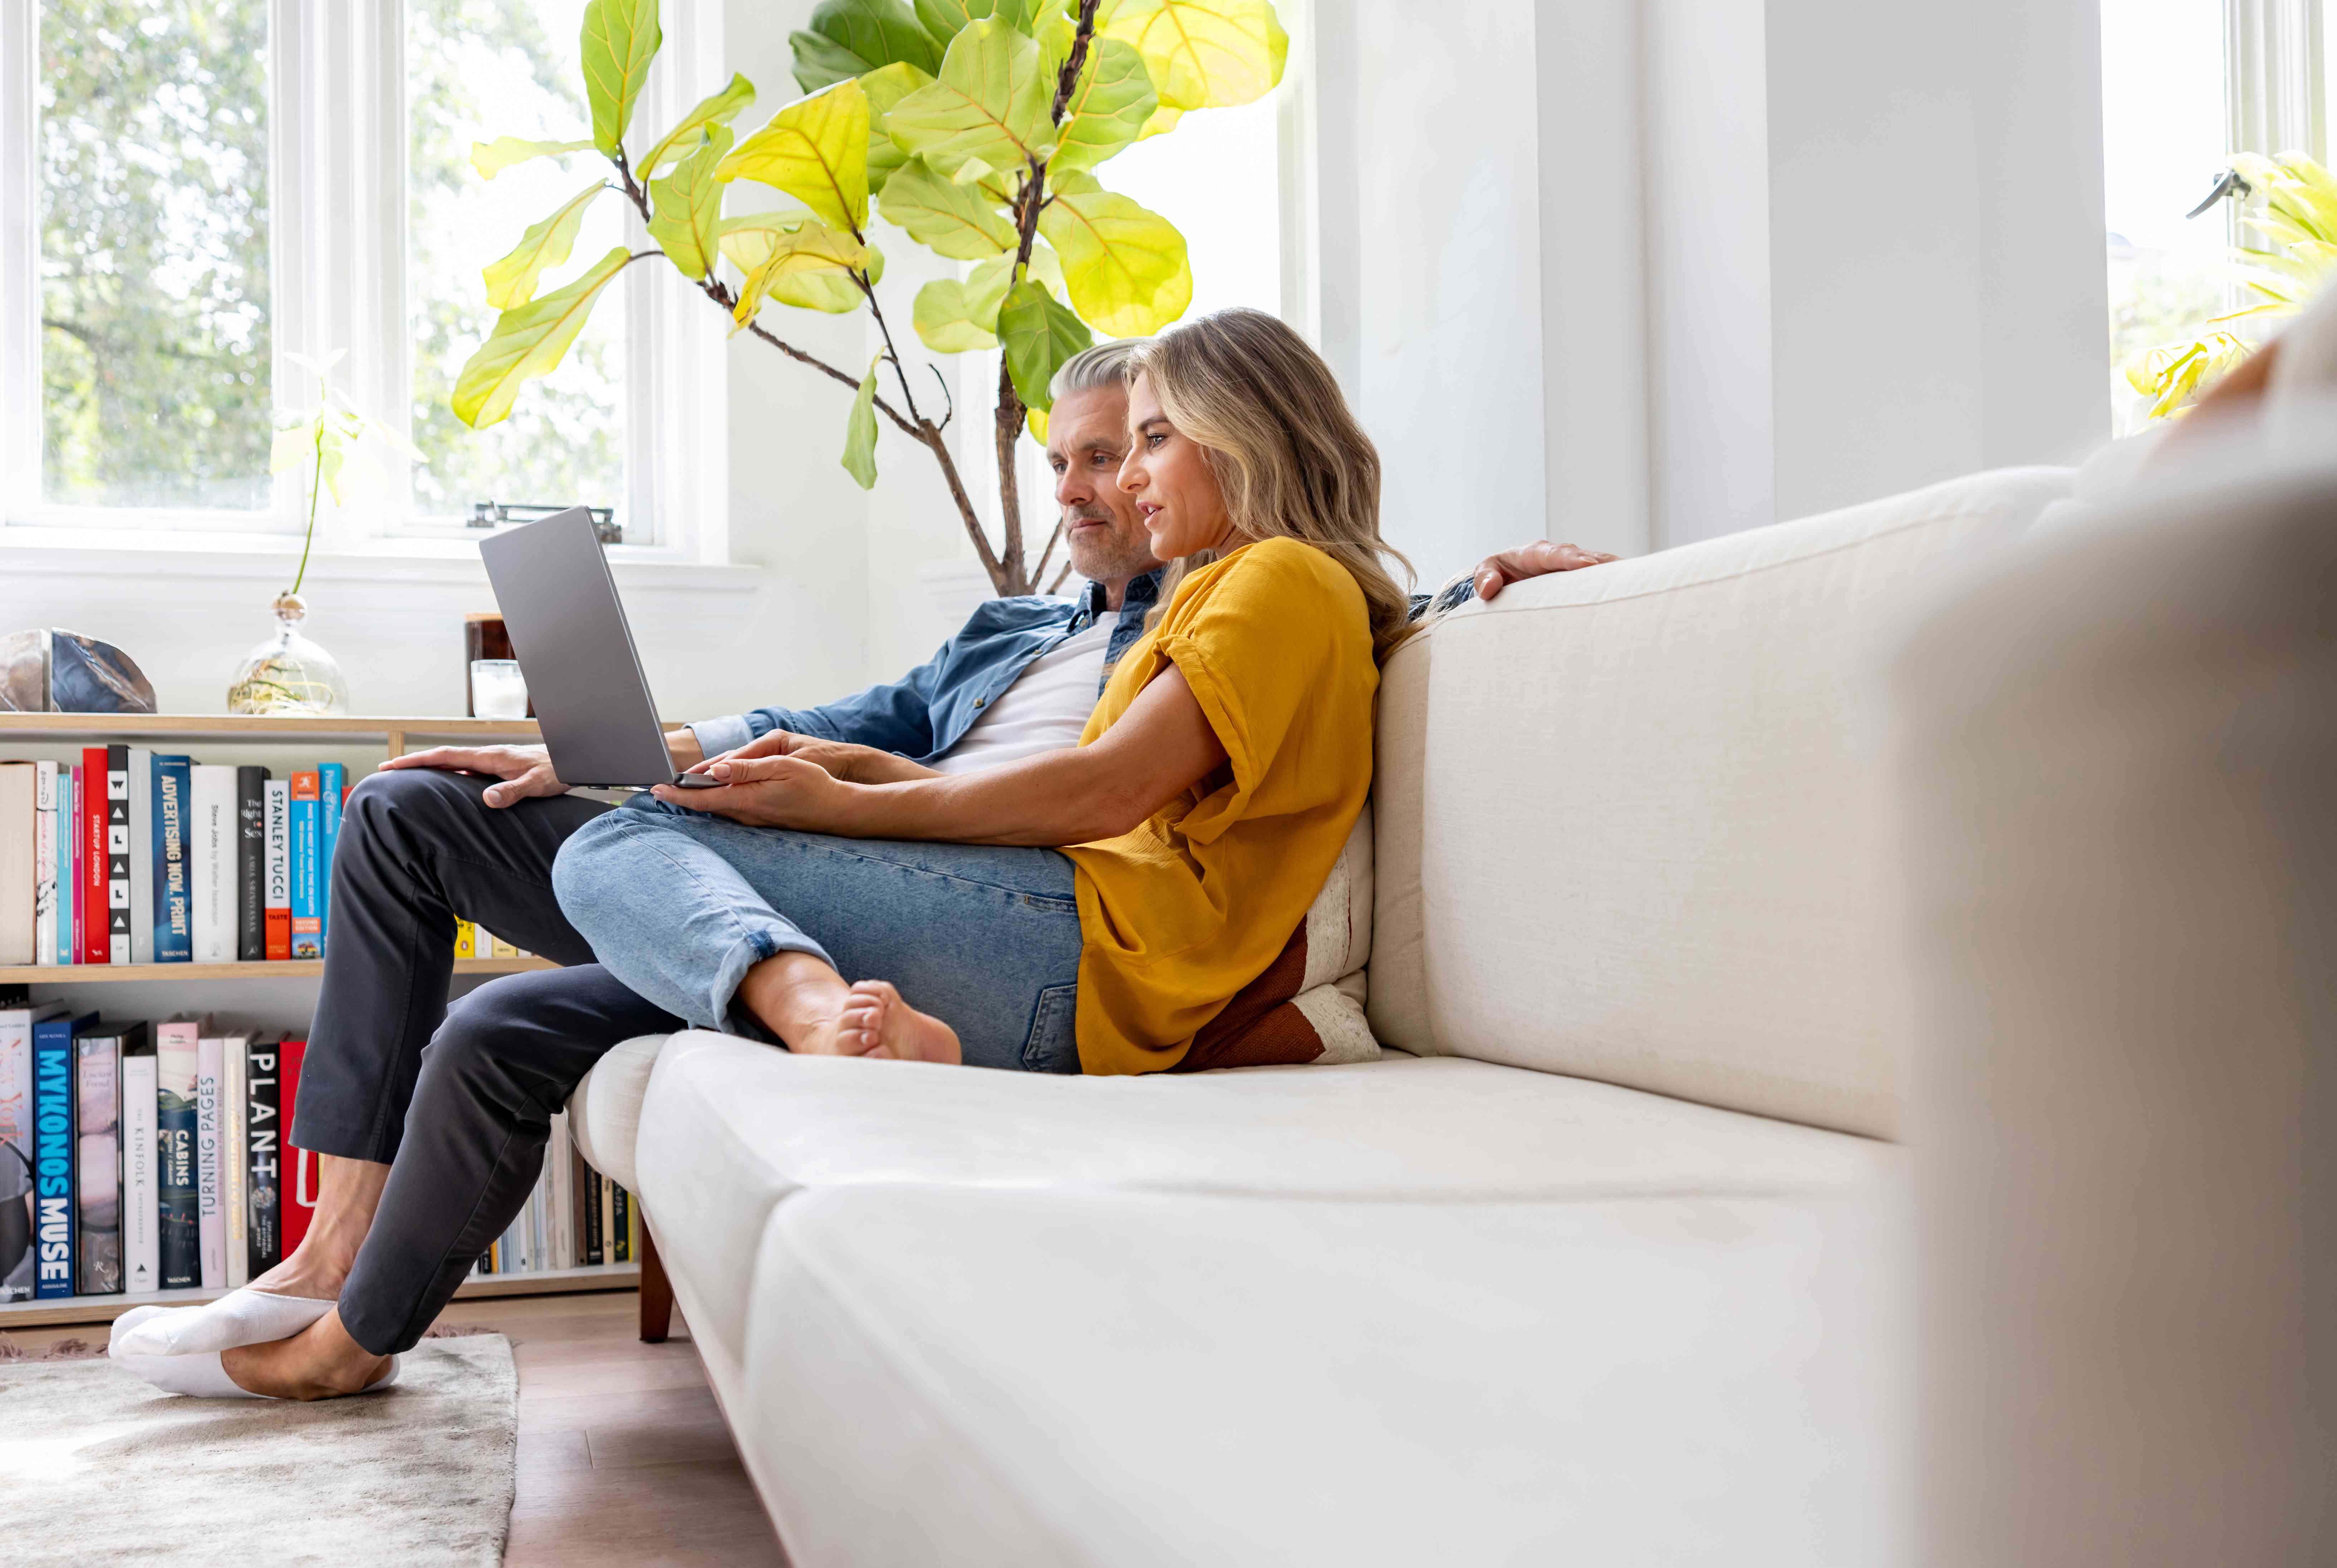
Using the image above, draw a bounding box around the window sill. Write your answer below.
[0,523,763,594]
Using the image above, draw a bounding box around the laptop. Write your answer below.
[478,508,719,789]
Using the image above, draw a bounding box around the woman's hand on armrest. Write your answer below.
[649,666,1224,845]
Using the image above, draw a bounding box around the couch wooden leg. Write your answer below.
[639,1222,673,1344]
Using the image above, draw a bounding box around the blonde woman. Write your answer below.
[547,306,1409,1075]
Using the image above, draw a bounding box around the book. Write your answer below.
[244,1036,281,1277]
[0,763,32,966]
[548,1111,573,1269]
[121,1030,159,1292]
[612,1182,630,1263]
[263,778,291,960]
[152,754,193,963]
[154,1015,204,1288]
[34,760,58,966]
[79,747,105,964]
[190,764,237,963]
[74,1021,126,1294]
[32,1011,94,1297]
[105,744,130,964]
[224,1032,249,1287]
[66,765,79,964]
[290,771,320,959]
[1,997,70,1300]
[279,1039,315,1255]
[236,766,267,961]
[583,1161,603,1266]
[453,920,476,960]
[126,745,154,963]
[196,1028,226,1287]
[488,930,519,960]
[319,762,344,952]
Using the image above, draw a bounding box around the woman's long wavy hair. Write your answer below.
[1129,309,1415,662]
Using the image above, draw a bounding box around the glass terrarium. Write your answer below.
[226,593,350,715]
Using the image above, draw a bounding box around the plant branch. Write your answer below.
[1031,513,1067,585]
[291,416,323,597]
[853,268,926,426]
[929,363,954,430]
[1052,0,1105,123]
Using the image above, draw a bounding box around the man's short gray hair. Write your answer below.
[1049,338,1146,401]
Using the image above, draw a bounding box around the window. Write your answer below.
[0,0,721,554]
[2101,0,2333,432]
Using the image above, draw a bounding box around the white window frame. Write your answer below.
[2229,0,2325,160]
[0,0,727,564]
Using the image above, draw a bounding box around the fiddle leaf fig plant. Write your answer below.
[452,0,1286,596]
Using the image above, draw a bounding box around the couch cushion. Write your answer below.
[737,1187,1898,1567]
[1368,466,2073,1136]
[626,1032,1886,1373]
[564,1034,665,1191]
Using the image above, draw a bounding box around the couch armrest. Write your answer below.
[566,1034,673,1193]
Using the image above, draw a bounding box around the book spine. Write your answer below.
[155,1019,201,1288]
[105,744,129,963]
[66,766,79,963]
[34,761,58,966]
[264,779,291,960]
[548,1110,572,1268]
[224,1036,249,1288]
[236,766,267,961]
[32,1016,77,1298]
[318,762,344,954]
[453,919,477,960]
[289,771,320,960]
[190,765,237,963]
[488,930,518,959]
[196,1033,223,1288]
[121,1045,159,1293]
[0,764,29,968]
[127,746,153,963]
[278,1040,315,1254]
[74,1033,123,1294]
[612,1183,630,1263]
[79,748,105,964]
[584,1165,603,1266]
[0,1006,39,1300]
[153,755,193,963]
[244,1039,281,1276]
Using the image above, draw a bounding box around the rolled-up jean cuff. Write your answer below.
[286,1109,400,1165]
[703,921,835,1034]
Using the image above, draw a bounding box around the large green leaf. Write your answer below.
[719,80,872,233]
[1099,0,1286,111]
[913,0,1035,43]
[470,135,595,180]
[998,278,1092,409]
[637,74,758,177]
[454,247,634,428]
[842,355,882,488]
[726,222,872,330]
[771,242,884,311]
[482,180,607,308]
[646,127,733,278]
[877,156,1017,258]
[883,17,1057,181]
[859,60,933,192]
[791,0,944,94]
[1053,37,1157,171]
[580,0,662,157]
[968,241,1062,311]
[912,276,1000,350]
[1037,186,1190,335]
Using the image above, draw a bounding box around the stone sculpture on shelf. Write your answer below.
[0,628,159,714]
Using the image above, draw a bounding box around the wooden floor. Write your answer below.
[9,1289,789,1567]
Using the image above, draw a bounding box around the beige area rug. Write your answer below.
[0,1332,516,1567]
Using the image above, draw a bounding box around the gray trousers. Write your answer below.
[290,769,684,1355]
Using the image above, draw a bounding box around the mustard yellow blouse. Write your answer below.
[1065,537,1379,1073]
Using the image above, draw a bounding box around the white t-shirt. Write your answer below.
[928,617,1116,774]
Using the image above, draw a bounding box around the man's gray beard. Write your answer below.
[1063,512,1157,586]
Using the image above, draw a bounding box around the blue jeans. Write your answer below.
[551,799,1086,1073]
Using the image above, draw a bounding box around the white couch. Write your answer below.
[568,464,2073,1565]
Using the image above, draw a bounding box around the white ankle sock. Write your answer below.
[113,1348,401,1400]
[107,1289,335,1358]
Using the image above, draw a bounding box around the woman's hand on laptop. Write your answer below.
[690,729,939,786]
[653,751,851,827]
[381,744,566,808]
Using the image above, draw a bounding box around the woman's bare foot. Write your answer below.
[805,980,961,1064]
[220,1308,394,1401]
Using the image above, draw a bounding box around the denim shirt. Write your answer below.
[686,566,1477,765]
[687,571,1165,765]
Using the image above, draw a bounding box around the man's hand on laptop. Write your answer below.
[687,729,938,787]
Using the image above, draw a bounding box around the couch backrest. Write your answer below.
[1366,467,2072,1138]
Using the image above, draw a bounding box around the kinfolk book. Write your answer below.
[243,1036,281,1277]
[1,997,69,1301]
[155,1015,206,1289]
[121,1029,159,1293]
[74,1022,133,1295]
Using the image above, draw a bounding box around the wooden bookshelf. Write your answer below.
[2,714,595,1332]
[0,1263,641,1330]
